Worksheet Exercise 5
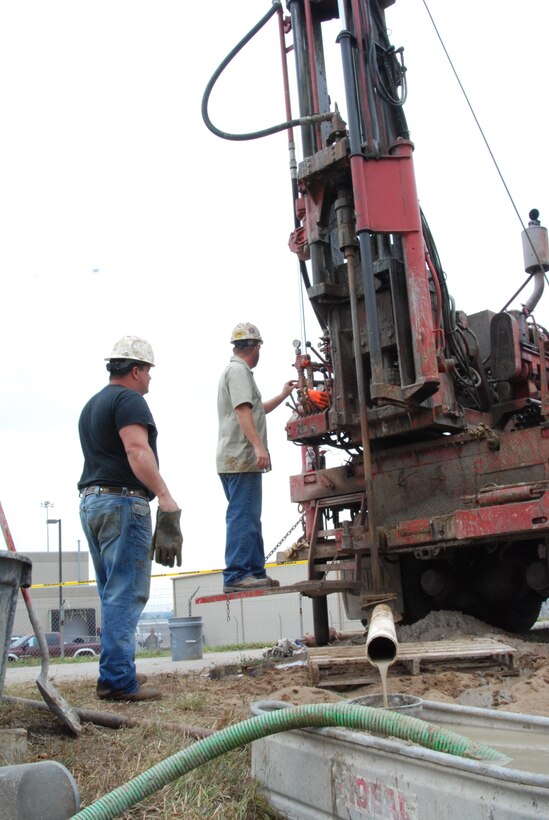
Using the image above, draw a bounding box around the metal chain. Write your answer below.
[265,515,305,561]
[223,517,305,614]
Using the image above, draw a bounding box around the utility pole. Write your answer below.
[47,518,64,659]
[41,500,54,552]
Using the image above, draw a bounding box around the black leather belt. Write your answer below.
[82,486,149,500]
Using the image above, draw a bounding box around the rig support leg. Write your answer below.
[312,596,329,646]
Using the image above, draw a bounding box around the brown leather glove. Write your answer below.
[151,509,183,567]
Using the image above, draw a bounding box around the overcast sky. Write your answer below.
[1,0,548,584]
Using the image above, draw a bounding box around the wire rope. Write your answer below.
[421,0,549,308]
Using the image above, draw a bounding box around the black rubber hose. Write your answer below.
[201,1,329,142]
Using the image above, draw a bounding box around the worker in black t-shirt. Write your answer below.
[78,335,182,702]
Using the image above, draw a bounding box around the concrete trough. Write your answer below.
[0,551,32,699]
[251,699,549,819]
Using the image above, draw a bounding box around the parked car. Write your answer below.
[7,632,100,661]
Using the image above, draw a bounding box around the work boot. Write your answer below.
[223,575,280,593]
[96,672,148,699]
[264,576,280,587]
[97,684,162,702]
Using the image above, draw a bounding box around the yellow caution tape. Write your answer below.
[29,559,307,588]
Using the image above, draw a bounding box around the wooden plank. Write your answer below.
[308,645,369,659]
[317,674,381,689]
[308,638,515,661]
[308,637,516,686]
[313,657,370,668]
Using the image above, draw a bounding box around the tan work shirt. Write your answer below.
[216,356,267,473]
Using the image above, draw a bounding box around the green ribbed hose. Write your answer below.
[72,702,508,820]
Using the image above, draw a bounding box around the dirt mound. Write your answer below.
[266,684,344,706]
[396,610,502,642]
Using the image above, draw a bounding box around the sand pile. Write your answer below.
[396,610,501,643]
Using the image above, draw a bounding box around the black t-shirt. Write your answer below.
[77,384,158,499]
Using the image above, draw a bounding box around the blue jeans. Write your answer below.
[80,490,152,694]
[220,472,265,585]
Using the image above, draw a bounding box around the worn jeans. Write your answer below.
[80,490,152,694]
[220,472,266,585]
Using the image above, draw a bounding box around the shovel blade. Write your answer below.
[36,679,82,736]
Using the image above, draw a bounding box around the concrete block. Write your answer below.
[0,729,27,765]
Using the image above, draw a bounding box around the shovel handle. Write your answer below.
[0,499,17,551]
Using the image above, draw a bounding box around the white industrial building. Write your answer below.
[5,550,361,651]
[172,562,358,647]
[7,550,100,641]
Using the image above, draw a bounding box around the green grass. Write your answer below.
[204,642,268,653]
[135,642,268,656]
[170,745,279,818]
[1,675,285,818]
[7,654,100,667]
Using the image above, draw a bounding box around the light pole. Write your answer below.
[41,500,54,552]
[47,518,64,659]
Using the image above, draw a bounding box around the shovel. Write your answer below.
[0,500,82,735]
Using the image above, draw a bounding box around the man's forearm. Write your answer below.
[234,405,263,447]
[263,393,286,414]
[235,405,269,469]
[126,445,178,511]
[264,380,297,414]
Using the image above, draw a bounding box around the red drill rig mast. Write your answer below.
[203,0,549,643]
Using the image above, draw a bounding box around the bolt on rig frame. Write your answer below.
[203,0,549,643]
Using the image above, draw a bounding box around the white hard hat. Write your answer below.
[230,322,263,344]
[105,336,155,366]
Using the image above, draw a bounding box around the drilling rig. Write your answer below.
[203,0,549,643]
